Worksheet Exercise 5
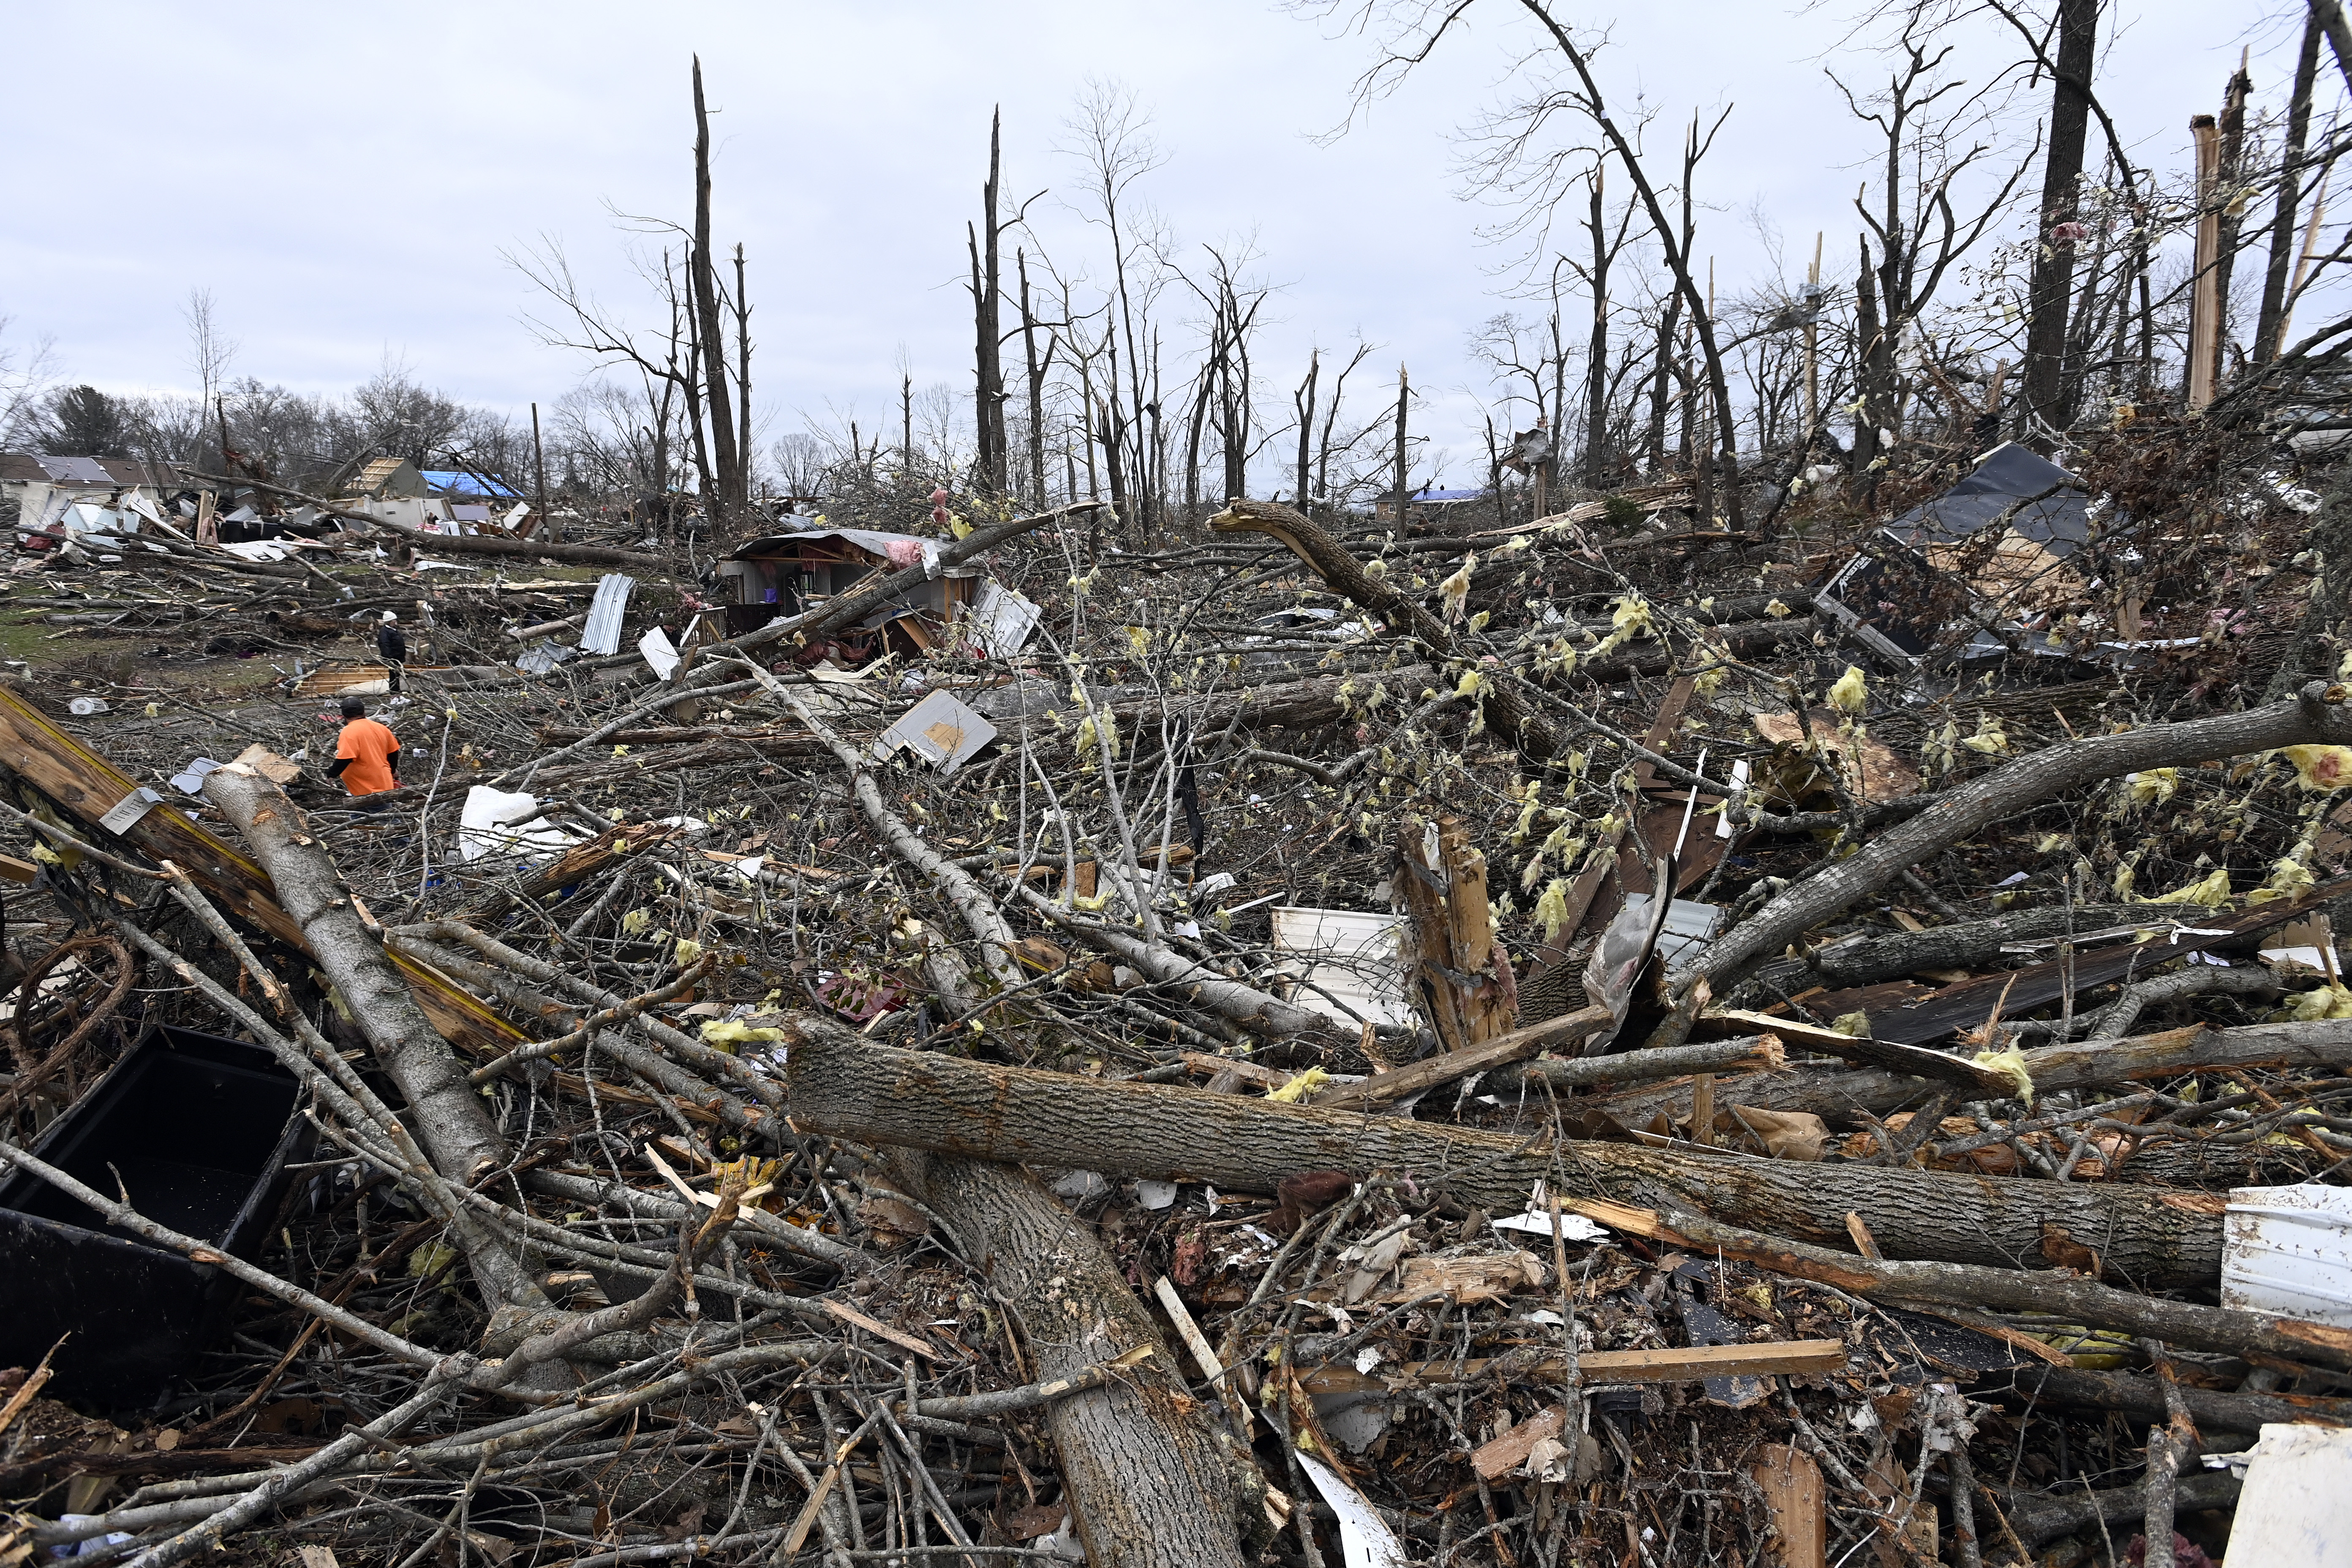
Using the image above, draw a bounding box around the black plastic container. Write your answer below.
[0,1025,305,1410]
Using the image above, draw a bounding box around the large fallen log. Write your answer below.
[1985,1362,2352,1435]
[202,753,544,1314]
[779,1018,2226,1288]
[1687,678,2352,990]
[890,1149,1256,1568]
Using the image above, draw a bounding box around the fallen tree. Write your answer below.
[779,1015,2227,1288]
[1683,679,2352,990]
[889,1149,1260,1567]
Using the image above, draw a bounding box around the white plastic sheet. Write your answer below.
[455,787,583,863]
[638,626,681,679]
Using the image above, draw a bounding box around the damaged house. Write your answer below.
[1814,441,2117,670]
[714,525,978,654]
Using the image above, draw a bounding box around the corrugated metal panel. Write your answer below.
[2224,1183,2352,1327]
[580,573,634,656]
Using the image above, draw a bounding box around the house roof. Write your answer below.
[422,470,521,498]
[0,453,179,488]
[1885,441,2090,554]
[343,457,417,496]
[727,528,978,576]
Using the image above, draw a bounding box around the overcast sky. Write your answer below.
[3,0,2327,482]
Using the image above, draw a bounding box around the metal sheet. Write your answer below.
[2224,1183,2352,1327]
[580,573,635,656]
[1270,906,1410,1029]
[872,689,997,775]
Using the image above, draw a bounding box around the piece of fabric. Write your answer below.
[336,717,400,797]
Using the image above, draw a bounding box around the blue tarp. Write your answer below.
[421,470,521,498]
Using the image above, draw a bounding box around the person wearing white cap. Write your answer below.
[376,612,408,694]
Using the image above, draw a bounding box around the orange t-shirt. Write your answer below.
[335,718,401,796]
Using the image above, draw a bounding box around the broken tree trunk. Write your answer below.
[780,1020,2224,1288]
[1396,813,1514,1050]
[890,1147,1255,1568]
[201,753,542,1312]
[1688,681,2352,989]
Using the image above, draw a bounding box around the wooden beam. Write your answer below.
[1297,1339,1848,1396]
[1752,1443,1827,1568]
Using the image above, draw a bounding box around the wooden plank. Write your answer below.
[1310,1005,1611,1113]
[1470,1405,1568,1482]
[822,1298,945,1361]
[1751,1443,1826,1568]
[1296,1339,1847,1396]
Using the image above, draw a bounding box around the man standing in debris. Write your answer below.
[376,612,408,694]
[329,695,400,809]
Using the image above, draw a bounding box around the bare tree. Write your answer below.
[1833,24,2030,485]
[2256,13,2326,362]
[689,57,746,529]
[1060,81,1171,535]
[0,317,59,446]
[2016,0,2098,436]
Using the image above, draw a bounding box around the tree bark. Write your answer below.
[1685,682,2352,991]
[889,1147,1254,1568]
[690,57,742,529]
[2257,16,2325,362]
[2019,0,2099,436]
[779,1023,2226,1288]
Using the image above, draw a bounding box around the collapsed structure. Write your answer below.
[0,406,2347,1568]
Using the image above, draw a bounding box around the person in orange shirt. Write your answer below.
[329,696,402,808]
